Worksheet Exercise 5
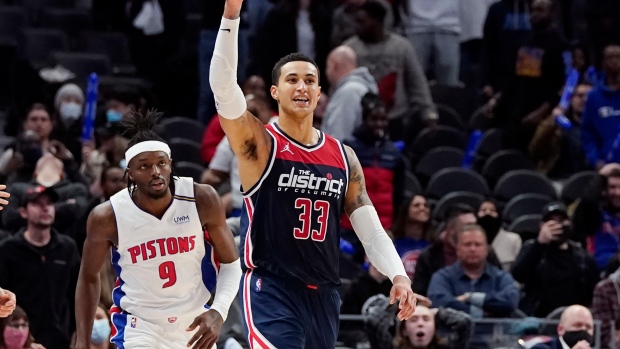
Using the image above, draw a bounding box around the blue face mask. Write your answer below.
[91,318,111,344]
[106,110,123,123]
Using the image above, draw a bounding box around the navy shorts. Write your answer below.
[239,269,340,349]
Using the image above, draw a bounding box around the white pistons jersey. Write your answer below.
[109,177,214,320]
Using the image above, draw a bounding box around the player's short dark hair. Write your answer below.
[271,52,320,86]
[359,0,388,23]
[360,92,385,120]
[443,203,475,226]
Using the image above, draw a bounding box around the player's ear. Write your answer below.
[18,207,28,220]
[270,85,279,102]
[126,169,134,182]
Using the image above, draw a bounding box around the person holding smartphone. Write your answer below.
[511,202,600,317]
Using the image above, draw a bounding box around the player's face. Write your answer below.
[403,306,435,347]
[127,151,172,199]
[271,61,321,119]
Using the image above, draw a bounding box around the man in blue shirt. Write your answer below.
[428,223,519,318]
[580,44,620,169]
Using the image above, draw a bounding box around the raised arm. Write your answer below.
[187,183,242,349]
[344,145,425,320]
[75,203,117,349]
[210,0,272,191]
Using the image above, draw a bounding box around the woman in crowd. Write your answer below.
[391,195,433,280]
[0,306,44,349]
[89,305,112,349]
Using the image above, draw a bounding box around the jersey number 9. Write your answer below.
[159,261,177,288]
[293,198,330,242]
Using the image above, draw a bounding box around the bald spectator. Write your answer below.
[321,46,378,141]
[531,305,594,349]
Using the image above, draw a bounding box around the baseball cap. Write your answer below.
[21,185,59,207]
[541,202,569,222]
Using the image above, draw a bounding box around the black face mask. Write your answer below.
[562,330,593,347]
[550,225,572,248]
[477,215,501,242]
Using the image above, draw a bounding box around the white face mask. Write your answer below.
[59,102,82,121]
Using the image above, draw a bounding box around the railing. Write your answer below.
[338,314,613,349]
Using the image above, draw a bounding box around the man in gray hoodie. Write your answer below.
[322,46,378,141]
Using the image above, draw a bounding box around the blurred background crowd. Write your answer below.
[1,0,620,348]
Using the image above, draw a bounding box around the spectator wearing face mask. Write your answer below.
[0,305,45,349]
[99,88,141,132]
[89,305,111,349]
[511,202,599,317]
[530,305,595,349]
[366,302,473,349]
[477,200,522,271]
[52,84,85,165]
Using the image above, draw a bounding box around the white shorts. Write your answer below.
[110,306,217,349]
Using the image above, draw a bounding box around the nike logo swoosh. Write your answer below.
[220,29,231,32]
[131,223,147,230]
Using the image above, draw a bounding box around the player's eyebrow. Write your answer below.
[285,72,317,78]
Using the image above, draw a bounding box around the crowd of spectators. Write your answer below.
[2,0,620,348]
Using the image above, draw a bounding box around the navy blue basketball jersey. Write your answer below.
[239,123,349,287]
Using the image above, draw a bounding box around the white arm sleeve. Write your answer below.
[209,17,247,120]
[350,205,408,282]
[209,258,242,322]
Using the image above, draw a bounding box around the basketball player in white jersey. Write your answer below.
[74,110,241,349]
[0,185,15,318]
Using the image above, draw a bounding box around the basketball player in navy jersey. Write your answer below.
[211,1,422,348]
[74,111,242,349]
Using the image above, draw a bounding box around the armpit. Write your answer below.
[241,138,259,161]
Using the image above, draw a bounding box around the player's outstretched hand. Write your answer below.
[0,184,10,210]
[390,276,427,321]
[0,287,17,317]
[186,310,223,349]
